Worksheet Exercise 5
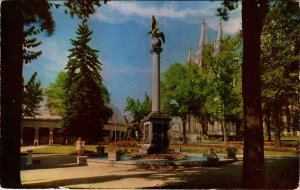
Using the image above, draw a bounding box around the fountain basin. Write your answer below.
[85,154,237,169]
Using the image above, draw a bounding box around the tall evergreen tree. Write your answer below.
[62,21,112,143]
[22,72,43,117]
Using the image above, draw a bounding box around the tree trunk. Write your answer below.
[273,110,281,148]
[1,2,23,188]
[182,117,187,144]
[242,0,266,188]
[265,110,272,141]
[199,119,207,141]
[221,118,227,144]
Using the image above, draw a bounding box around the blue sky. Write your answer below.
[23,1,241,113]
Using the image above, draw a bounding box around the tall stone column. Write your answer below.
[151,38,162,114]
[139,37,171,154]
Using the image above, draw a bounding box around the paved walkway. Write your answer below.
[20,154,299,189]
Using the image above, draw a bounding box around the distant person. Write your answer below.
[75,137,83,156]
[208,148,219,162]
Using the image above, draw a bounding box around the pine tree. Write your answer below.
[62,21,112,143]
[22,72,43,117]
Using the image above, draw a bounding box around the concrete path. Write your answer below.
[21,154,299,189]
[21,162,243,189]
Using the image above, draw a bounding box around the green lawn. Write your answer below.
[264,136,299,141]
[30,145,98,155]
[29,144,298,156]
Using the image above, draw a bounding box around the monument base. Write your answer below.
[140,113,171,154]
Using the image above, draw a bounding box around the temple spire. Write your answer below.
[214,19,223,55]
[186,48,192,65]
[194,19,207,67]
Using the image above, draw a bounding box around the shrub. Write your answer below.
[112,140,137,147]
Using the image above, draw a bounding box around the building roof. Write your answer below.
[25,97,127,125]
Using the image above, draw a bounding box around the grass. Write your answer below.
[29,143,298,156]
[31,145,98,155]
[264,136,299,141]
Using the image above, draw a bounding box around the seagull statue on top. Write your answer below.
[148,15,165,43]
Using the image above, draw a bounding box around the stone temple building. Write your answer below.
[168,19,237,144]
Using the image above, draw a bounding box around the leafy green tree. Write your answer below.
[261,0,300,147]
[124,95,151,139]
[62,21,112,143]
[124,95,151,124]
[44,71,68,116]
[161,63,199,144]
[22,72,43,117]
[203,36,242,143]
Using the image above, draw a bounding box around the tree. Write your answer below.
[1,1,108,187]
[1,1,55,186]
[124,95,151,124]
[62,21,112,143]
[218,0,269,188]
[124,95,151,139]
[45,70,111,117]
[203,36,242,143]
[22,72,43,117]
[44,71,68,116]
[261,0,300,147]
[161,63,198,144]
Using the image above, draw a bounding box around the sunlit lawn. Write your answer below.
[264,136,299,141]
[30,144,298,156]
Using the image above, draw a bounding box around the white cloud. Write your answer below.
[93,2,217,23]
[92,1,241,34]
[40,40,69,72]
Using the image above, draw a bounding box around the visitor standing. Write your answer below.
[75,137,83,156]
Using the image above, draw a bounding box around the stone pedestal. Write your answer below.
[108,151,121,161]
[26,150,33,165]
[140,113,171,154]
[77,156,88,165]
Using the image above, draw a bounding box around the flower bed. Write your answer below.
[112,140,138,147]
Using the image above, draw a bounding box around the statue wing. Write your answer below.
[159,32,165,43]
[152,15,158,31]
[147,15,158,35]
